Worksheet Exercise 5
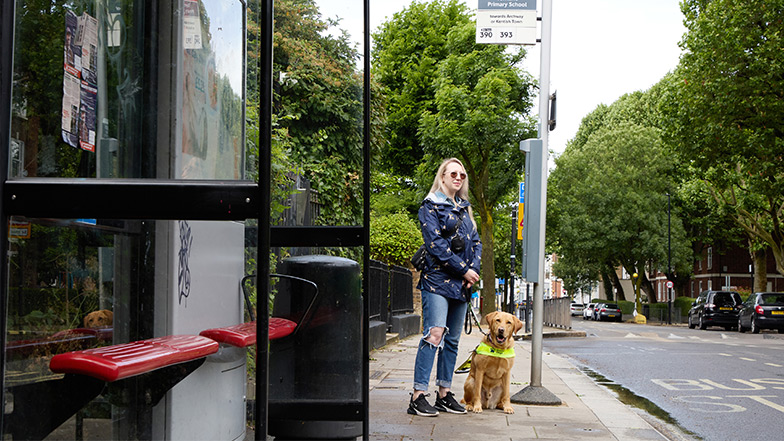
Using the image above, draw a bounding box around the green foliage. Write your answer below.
[617,300,635,315]
[646,302,670,319]
[491,197,517,283]
[661,0,784,275]
[736,287,752,301]
[272,0,373,227]
[369,212,423,267]
[674,296,696,317]
[371,171,422,218]
[553,255,601,296]
[372,0,472,176]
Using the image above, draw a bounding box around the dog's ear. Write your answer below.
[482,311,497,326]
[513,316,523,334]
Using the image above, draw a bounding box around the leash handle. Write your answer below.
[464,304,473,334]
[465,303,488,336]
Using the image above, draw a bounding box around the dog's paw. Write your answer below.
[503,406,515,414]
[470,403,483,413]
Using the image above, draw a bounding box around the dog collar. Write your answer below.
[476,341,515,358]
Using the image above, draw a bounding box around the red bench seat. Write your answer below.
[49,335,219,382]
[199,318,296,347]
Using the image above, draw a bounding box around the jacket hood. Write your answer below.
[425,191,470,209]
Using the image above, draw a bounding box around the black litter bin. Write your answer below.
[268,255,363,440]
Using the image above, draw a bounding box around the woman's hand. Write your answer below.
[463,269,479,287]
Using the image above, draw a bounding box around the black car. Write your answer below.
[738,292,784,334]
[594,303,622,322]
[688,290,743,331]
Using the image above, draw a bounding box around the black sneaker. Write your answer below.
[407,393,439,417]
[434,391,467,414]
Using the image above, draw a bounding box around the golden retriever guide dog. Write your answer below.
[461,311,523,414]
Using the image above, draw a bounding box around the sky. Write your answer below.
[319,0,687,157]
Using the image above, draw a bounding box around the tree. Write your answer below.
[548,117,690,303]
[418,22,536,316]
[662,0,784,275]
[372,0,472,177]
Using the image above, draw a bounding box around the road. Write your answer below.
[543,318,784,441]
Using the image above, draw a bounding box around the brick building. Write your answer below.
[651,244,784,301]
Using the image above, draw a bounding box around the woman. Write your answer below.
[408,158,482,417]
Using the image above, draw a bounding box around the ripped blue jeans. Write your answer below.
[413,291,468,392]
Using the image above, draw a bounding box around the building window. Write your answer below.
[707,247,713,269]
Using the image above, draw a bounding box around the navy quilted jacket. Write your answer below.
[416,192,482,301]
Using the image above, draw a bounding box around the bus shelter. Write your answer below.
[0,0,370,439]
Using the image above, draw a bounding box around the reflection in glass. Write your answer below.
[10,1,248,180]
[180,0,246,179]
[271,0,365,228]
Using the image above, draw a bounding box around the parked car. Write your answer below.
[594,303,623,322]
[688,290,743,331]
[583,303,596,320]
[570,303,585,316]
[738,292,784,334]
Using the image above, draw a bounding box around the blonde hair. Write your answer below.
[429,158,477,227]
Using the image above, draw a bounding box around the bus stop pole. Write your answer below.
[511,0,561,406]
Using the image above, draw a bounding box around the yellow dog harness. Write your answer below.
[475,341,515,358]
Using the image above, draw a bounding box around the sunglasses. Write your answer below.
[446,171,467,180]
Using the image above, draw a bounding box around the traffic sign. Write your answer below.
[666,280,673,289]
[517,182,525,240]
[517,203,524,240]
[519,182,525,203]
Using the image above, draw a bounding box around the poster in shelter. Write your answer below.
[61,10,98,152]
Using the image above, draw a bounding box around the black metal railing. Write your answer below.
[389,265,414,315]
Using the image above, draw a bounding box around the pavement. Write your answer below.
[368,326,679,441]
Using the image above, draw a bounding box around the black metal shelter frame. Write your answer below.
[0,0,371,439]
